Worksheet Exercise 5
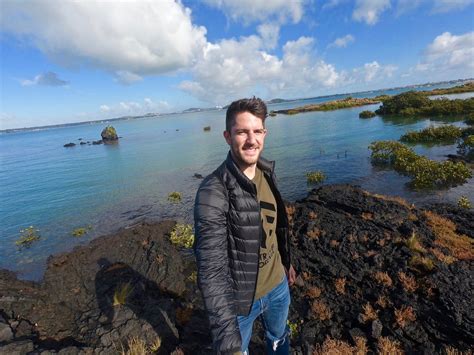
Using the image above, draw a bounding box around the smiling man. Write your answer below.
[194,97,296,354]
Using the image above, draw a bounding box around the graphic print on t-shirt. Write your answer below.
[259,199,277,268]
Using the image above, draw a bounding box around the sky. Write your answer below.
[0,0,473,129]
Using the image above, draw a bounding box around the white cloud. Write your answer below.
[20,72,69,86]
[432,0,474,12]
[100,105,110,113]
[1,1,207,76]
[421,32,474,71]
[257,23,280,50]
[352,0,391,25]
[99,98,171,118]
[352,61,398,82]
[322,0,350,10]
[115,71,143,85]
[179,34,346,104]
[202,0,305,24]
[329,34,355,48]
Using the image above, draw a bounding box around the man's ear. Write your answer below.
[223,130,231,145]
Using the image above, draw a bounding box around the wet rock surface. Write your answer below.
[1,185,472,354]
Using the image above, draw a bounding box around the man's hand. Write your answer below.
[285,264,296,286]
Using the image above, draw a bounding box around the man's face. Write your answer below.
[224,111,267,170]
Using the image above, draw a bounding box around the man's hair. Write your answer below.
[225,97,267,132]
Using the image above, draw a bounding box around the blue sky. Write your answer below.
[1,0,473,129]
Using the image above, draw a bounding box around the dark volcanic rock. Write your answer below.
[64,143,76,148]
[287,184,473,354]
[1,185,472,354]
[0,221,210,354]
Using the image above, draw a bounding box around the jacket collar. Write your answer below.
[225,151,275,191]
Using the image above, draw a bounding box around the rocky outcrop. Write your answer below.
[1,185,472,354]
[0,221,209,354]
[101,126,118,142]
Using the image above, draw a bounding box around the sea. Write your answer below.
[1,83,473,281]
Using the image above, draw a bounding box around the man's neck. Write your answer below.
[241,164,257,180]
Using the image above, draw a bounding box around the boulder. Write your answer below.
[100,126,118,142]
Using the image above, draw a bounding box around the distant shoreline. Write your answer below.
[2,78,472,134]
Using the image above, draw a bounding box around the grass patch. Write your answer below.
[16,226,41,248]
[167,191,182,203]
[394,305,416,329]
[113,282,133,306]
[457,195,472,209]
[378,337,403,355]
[398,272,417,293]
[405,232,426,253]
[169,223,194,248]
[360,303,378,324]
[334,278,346,295]
[306,171,326,184]
[359,110,376,118]
[71,225,92,237]
[314,336,368,355]
[119,336,161,355]
[311,300,332,321]
[374,271,393,288]
[369,140,472,189]
[423,211,473,260]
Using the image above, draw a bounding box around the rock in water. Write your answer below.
[101,126,118,142]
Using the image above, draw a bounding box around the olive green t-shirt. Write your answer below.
[252,168,285,300]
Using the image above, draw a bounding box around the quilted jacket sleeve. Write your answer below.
[194,175,242,354]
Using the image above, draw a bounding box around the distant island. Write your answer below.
[2,78,472,134]
[271,81,474,116]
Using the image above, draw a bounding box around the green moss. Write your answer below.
[306,171,326,184]
[359,110,376,119]
[71,225,92,237]
[170,223,194,248]
[369,140,472,189]
[16,226,41,248]
[400,125,463,144]
[457,196,472,209]
[168,191,182,203]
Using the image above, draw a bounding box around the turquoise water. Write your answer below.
[1,87,473,280]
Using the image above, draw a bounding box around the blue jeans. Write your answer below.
[237,275,291,354]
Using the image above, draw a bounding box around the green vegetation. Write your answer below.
[369,140,472,189]
[457,196,472,209]
[16,226,41,248]
[269,111,277,117]
[167,191,182,203]
[375,91,474,116]
[359,110,376,119]
[287,320,299,339]
[203,126,211,131]
[275,97,380,115]
[306,171,326,184]
[400,125,463,144]
[113,282,133,306]
[465,113,474,125]
[170,223,194,248]
[71,225,92,237]
[421,82,474,95]
[457,134,474,159]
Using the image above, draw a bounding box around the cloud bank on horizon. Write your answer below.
[0,0,473,128]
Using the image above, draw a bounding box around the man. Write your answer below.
[194,97,296,354]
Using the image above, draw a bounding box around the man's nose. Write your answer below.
[246,132,257,144]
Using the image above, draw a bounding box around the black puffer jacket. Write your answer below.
[194,152,290,354]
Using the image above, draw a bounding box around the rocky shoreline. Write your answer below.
[1,185,472,354]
